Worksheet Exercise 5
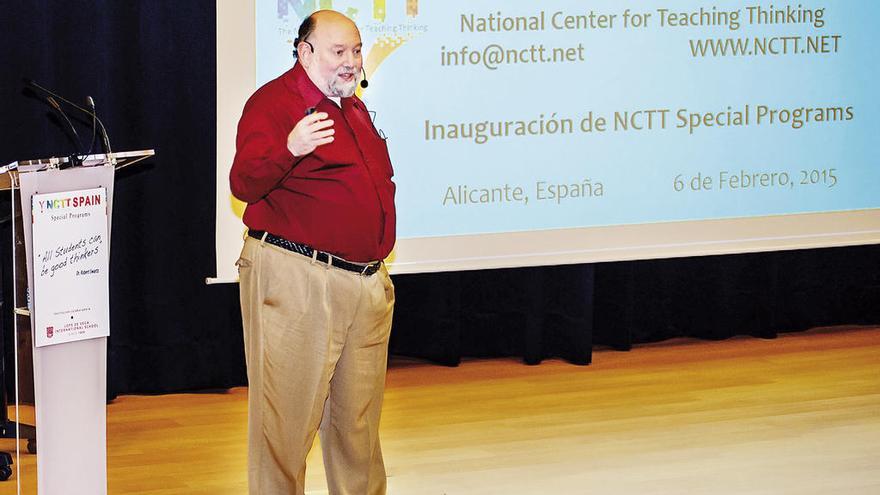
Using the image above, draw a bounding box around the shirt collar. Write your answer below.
[284,63,323,108]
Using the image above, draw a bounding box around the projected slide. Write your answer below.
[215,1,880,278]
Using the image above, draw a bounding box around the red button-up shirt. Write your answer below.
[230,64,396,263]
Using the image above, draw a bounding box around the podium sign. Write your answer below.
[31,188,110,348]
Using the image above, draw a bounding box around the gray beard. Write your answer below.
[328,79,357,98]
[328,67,358,97]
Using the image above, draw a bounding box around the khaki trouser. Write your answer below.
[237,236,395,495]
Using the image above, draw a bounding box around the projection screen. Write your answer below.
[214,1,880,280]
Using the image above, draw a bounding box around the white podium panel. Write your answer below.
[15,166,115,495]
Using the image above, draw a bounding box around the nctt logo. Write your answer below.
[36,193,102,213]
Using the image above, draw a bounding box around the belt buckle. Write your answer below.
[361,261,381,276]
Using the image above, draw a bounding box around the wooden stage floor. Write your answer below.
[3,326,879,494]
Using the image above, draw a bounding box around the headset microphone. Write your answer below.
[360,67,369,89]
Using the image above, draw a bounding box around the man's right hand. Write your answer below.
[287,112,335,157]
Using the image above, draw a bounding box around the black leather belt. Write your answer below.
[248,230,381,276]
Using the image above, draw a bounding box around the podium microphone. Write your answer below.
[45,96,84,167]
[85,95,112,157]
[24,79,113,158]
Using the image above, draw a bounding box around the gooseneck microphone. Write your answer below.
[85,95,112,157]
[45,95,85,166]
[24,79,113,159]
[83,95,99,155]
[360,67,369,89]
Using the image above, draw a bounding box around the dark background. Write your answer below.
[1,1,878,398]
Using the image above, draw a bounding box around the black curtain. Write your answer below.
[390,265,595,366]
[0,1,244,397]
[592,246,880,350]
[1,1,878,398]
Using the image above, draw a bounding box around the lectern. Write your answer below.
[1,150,153,494]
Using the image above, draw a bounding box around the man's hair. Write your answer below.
[293,14,318,59]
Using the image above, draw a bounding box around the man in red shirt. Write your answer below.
[230,10,396,495]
